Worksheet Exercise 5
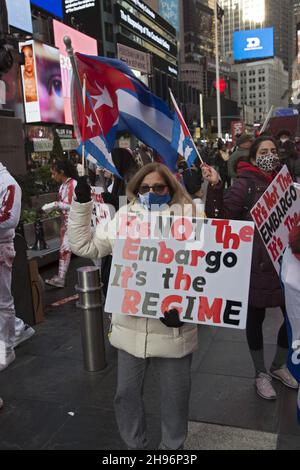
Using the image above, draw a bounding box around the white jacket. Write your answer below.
[0,163,22,244]
[68,199,198,359]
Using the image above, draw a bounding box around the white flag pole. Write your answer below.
[260,105,274,134]
[169,88,204,165]
[81,74,86,176]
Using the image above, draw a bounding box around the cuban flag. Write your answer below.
[169,89,198,167]
[281,246,300,424]
[72,53,178,174]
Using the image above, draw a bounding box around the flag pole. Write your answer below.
[81,74,86,176]
[260,105,274,134]
[64,36,86,175]
[214,0,222,139]
[169,88,204,165]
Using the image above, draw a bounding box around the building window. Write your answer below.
[105,22,114,42]
[104,0,112,13]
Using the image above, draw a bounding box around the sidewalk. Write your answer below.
[0,257,299,450]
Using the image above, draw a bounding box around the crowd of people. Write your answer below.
[0,131,299,448]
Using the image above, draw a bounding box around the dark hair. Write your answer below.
[248,136,279,162]
[51,159,78,180]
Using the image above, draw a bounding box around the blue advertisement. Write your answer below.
[7,0,33,33]
[30,0,63,18]
[158,0,179,32]
[233,28,274,61]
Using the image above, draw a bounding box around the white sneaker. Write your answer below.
[45,275,65,288]
[14,324,35,348]
[270,367,299,389]
[0,351,16,372]
[255,373,277,400]
[0,397,3,409]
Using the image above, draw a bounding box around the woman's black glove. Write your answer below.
[160,309,184,328]
[75,177,92,203]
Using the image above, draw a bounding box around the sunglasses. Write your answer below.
[138,184,169,195]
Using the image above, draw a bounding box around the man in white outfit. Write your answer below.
[0,162,35,371]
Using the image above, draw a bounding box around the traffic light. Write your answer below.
[214,78,227,94]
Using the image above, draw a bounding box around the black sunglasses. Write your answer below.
[138,184,169,195]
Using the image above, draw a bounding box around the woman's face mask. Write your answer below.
[256,153,280,173]
[138,192,171,210]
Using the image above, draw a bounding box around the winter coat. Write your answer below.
[68,199,198,359]
[205,163,285,309]
[228,148,250,179]
[0,163,22,244]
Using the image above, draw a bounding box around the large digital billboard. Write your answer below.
[7,0,33,33]
[19,40,65,124]
[30,0,63,18]
[233,28,274,61]
[53,20,98,125]
[158,0,179,32]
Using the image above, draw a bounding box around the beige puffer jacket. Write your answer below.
[68,199,198,359]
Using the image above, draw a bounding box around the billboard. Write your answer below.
[63,0,101,39]
[7,0,33,33]
[53,19,98,125]
[30,0,63,18]
[233,28,274,61]
[158,0,179,32]
[19,40,65,124]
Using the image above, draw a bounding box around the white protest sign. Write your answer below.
[250,166,300,274]
[105,214,255,329]
[90,187,111,229]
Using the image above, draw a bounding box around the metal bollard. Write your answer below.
[76,266,106,372]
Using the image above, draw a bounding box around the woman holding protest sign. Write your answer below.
[203,136,298,400]
[67,163,198,450]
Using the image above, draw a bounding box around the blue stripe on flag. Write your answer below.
[120,112,178,172]
[77,140,121,178]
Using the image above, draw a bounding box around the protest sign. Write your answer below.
[251,165,300,273]
[105,214,255,329]
[90,187,111,229]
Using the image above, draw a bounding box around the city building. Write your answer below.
[220,0,291,71]
[233,56,289,123]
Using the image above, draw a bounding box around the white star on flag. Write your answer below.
[91,82,113,111]
[86,114,96,131]
[184,143,193,160]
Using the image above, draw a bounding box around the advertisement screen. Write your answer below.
[31,0,63,18]
[19,40,65,123]
[63,0,101,40]
[35,42,65,123]
[158,0,179,32]
[53,19,98,124]
[7,0,33,33]
[19,40,40,122]
[233,28,274,61]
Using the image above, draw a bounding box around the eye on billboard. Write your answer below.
[19,40,65,124]
[53,19,98,125]
[233,28,274,62]
[30,0,63,18]
[7,0,33,33]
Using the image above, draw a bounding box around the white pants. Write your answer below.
[0,243,25,363]
[0,243,16,362]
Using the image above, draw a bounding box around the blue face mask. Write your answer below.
[138,192,171,210]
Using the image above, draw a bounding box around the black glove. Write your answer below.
[160,309,184,328]
[75,176,92,203]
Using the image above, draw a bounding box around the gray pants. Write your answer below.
[114,349,192,450]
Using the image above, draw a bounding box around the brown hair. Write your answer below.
[126,162,194,210]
